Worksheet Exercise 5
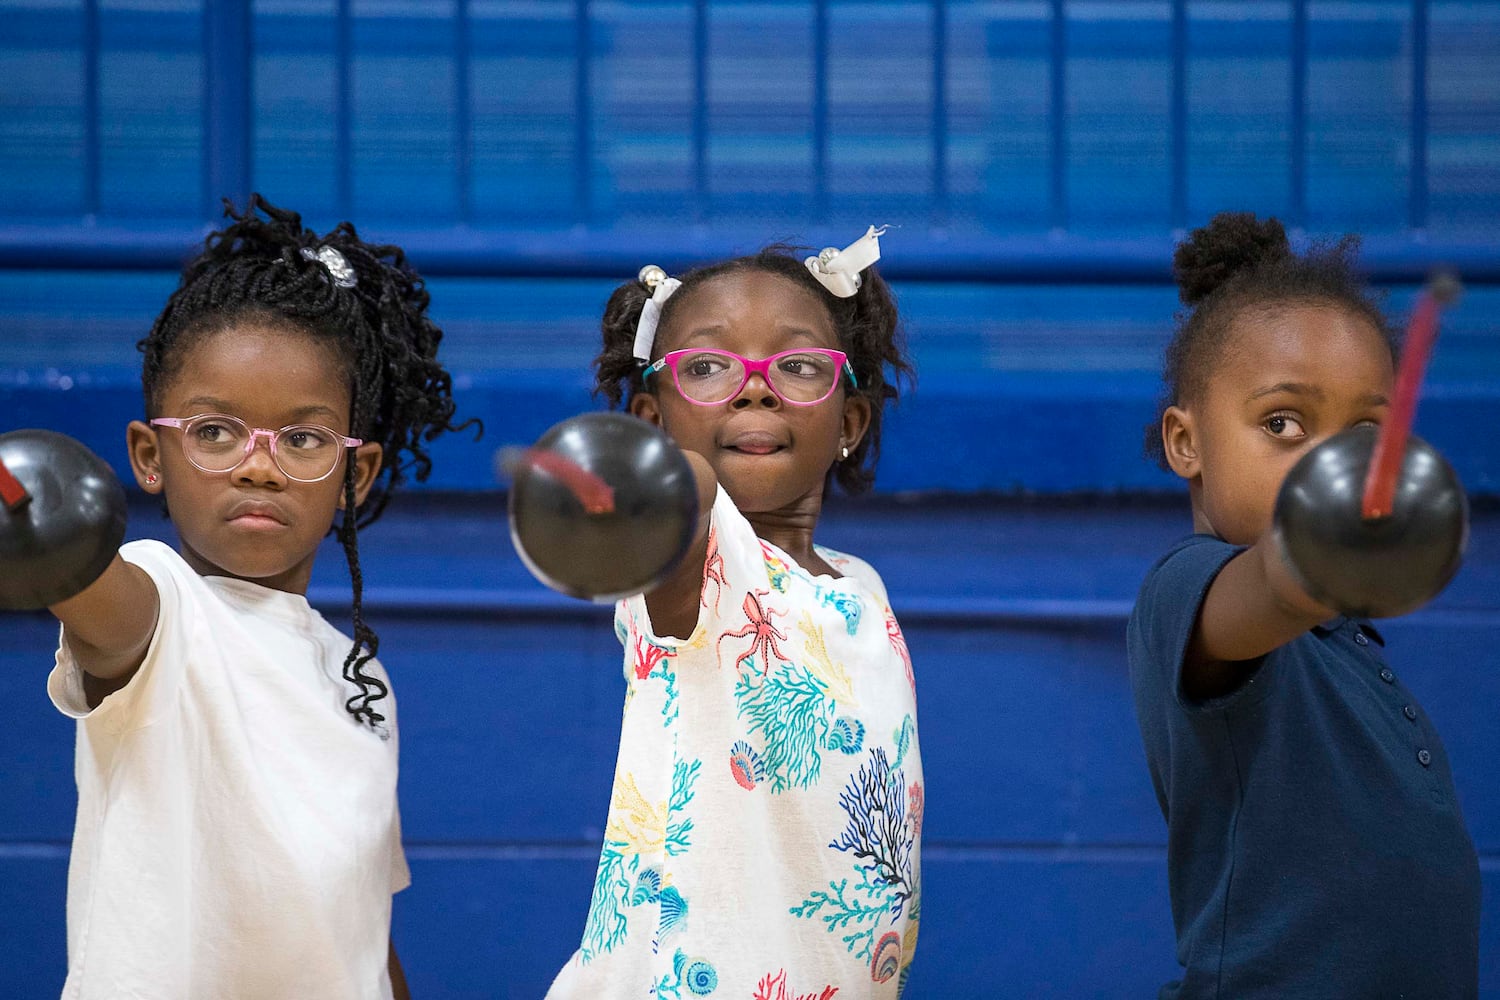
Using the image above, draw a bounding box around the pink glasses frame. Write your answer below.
[644,347,859,407]
[149,414,363,483]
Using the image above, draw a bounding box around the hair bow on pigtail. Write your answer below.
[804,225,887,298]
[632,265,683,364]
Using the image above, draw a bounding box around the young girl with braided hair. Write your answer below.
[548,230,924,998]
[1129,212,1479,997]
[43,195,470,999]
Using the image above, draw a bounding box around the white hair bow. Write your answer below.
[804,225,887,298]
[632,265,683,363]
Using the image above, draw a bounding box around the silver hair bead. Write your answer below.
[301,245,357,289]
[638,264,669,291]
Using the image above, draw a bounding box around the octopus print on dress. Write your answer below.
[547,486,923,998]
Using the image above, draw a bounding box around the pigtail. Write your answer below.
[338,459,388,727]
[594,278,655,408]
[830,263,912,496]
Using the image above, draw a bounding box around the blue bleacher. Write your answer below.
[1,2,1497,996]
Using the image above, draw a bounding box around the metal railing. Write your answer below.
[5,0,1490,281]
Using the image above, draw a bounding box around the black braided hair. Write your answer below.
[1146,211,1397,470]
[140,194,477,726]
[595,246,913,495]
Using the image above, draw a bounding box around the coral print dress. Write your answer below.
[548,486,923,1000]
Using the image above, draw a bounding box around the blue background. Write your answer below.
[1,1,1497,997]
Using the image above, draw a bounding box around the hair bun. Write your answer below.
[1173,212,1291,306]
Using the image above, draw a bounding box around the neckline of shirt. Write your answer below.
[202,574,317,624]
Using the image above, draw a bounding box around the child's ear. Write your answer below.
[126,420,164,494]
[839,393,872,458]
[1161,405,1200,481]
[339,443,384,510]
[629,392,662,427]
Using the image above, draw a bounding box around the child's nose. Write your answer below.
[732,371,781,409]
[232,434,286,487]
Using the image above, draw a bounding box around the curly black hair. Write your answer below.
[140,194,476,726]
[594,246,913,496]
[1146,211,1397,470]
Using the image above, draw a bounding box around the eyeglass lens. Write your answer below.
[179,415,345,481]
[672,350,841,404]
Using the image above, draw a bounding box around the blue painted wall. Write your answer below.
[1,1,1498,996]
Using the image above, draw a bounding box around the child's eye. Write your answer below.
[679,353,732,379]
[1265,414,1305,439]
[776,353,830,379]
[195,421,234,443]
[283,427,337,451]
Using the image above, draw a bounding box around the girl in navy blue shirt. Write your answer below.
[1128,212,1479,999]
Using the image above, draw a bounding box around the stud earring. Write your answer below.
[146,473,159,485]
[840,445,850,461]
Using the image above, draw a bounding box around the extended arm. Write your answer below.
[49,556,160,706]
[1182,535,1332,702]
[641,450,717,641]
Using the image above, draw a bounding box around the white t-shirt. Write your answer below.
[549,487,923,999]
[47,539,410,1000]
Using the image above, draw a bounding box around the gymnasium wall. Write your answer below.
[1,2,1497,997]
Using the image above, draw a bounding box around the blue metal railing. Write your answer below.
[4,0,1495,280]
[203,0,251,217]
[1050,0,1068,232]
[454,0,473,225]
[931,0,948,227]
[1169,0,1187,231]
[1410,0,1430,232]
[1290,0,1308,228]
[82,0,100,219]
[575,0,594,224]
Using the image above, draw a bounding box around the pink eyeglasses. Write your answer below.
[644,348,859,406]
[150,413,362,483]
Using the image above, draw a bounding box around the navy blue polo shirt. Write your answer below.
[1128,534,1480,1000]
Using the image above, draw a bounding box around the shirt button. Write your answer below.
[1353,632,1369,646]
[1404,705,1418,721]
[1418,749,1432,767]
[1380,668,1395,684]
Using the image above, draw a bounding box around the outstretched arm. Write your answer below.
[1182,535,1332,702]
[641,450,717,641]
[50,556,160,706]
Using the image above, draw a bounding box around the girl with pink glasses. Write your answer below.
[548,230,923,998]
[40,196,471,999]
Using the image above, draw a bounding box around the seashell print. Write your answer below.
[632,866,662,905]
[657,885,688,938]
[827,716,865,755]
[729,740,767,790]
[870,930,902,983]
[683,957,719,995]
[822,590,863,635]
